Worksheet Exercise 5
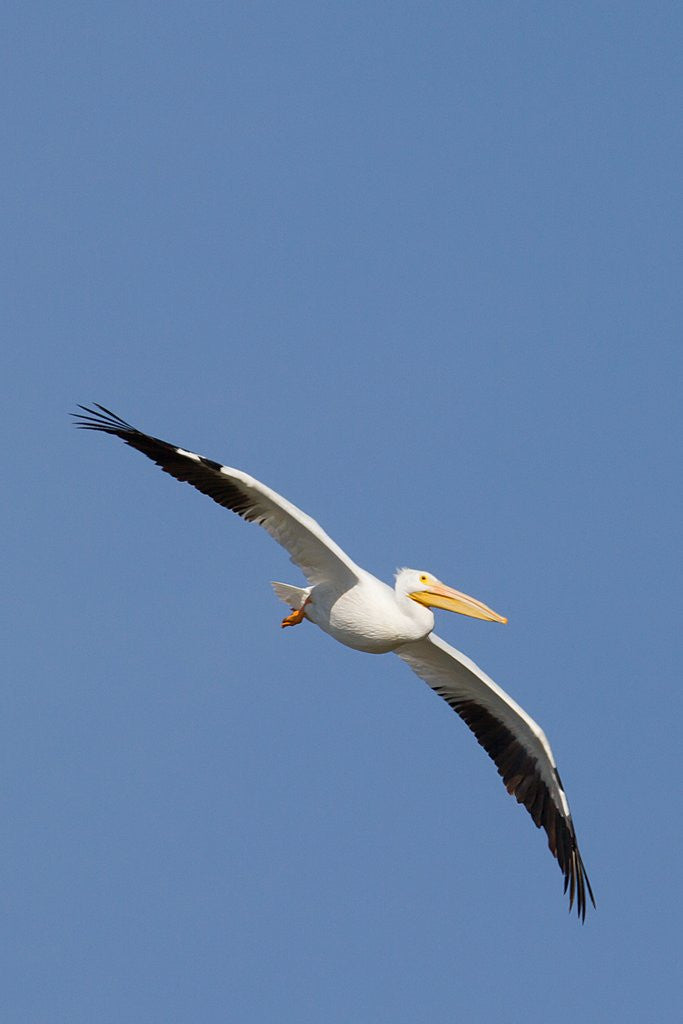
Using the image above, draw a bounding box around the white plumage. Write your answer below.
[74,404,595,919]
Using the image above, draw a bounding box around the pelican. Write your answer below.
[74,404,595,919]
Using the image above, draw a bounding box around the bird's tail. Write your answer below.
[271,582,310,610]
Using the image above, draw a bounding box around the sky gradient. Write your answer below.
[3,3,681,1021]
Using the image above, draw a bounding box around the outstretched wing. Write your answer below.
[73,404,361,587]
[396,632,595,919]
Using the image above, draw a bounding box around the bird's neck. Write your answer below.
[395,586,435,637]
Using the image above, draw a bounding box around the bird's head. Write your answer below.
[395,568,507,624]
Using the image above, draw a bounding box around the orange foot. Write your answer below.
[281,603,308,629]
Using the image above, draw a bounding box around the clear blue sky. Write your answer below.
[3,3,681,1020]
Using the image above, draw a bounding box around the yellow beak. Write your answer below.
[409,581,507,624]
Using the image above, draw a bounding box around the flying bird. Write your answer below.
[74,404,595,919]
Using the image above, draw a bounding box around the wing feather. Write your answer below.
[396,632,595,919]
[73,405,360,587]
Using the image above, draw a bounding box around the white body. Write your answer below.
[302,570,434,653]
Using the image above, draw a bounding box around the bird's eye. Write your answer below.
[420,574,428,583]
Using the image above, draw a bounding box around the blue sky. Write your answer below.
[3,2,681,1020]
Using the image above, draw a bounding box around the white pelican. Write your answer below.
[74,404,595,919]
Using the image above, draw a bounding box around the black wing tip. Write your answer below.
[565,843,596,922]
[71,403,137,435]
[437,694,596,921]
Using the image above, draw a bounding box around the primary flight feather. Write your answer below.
[74,403,595,919]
